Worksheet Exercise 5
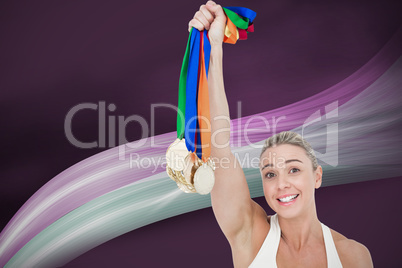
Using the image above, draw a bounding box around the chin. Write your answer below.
[269,196,303,219]
[275,208,302,219]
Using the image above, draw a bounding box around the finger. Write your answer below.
[194,10,210,30]
[205,2,225,18]
[206,0,216,6]
[188,19,204,32]
[200,5,214,25]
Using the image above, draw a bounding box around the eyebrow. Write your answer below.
[260,159,303,171]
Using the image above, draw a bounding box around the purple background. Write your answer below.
[1,0,401,267]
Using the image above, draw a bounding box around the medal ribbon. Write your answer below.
[177,6,257,161]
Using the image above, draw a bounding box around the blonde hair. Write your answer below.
[260,131,318,170]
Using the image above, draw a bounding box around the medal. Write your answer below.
[167,6,256,194]
[193,163,215,195]
[166,138,188,171]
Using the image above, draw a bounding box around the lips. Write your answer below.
[277,194,299,206]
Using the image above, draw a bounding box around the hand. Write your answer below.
[188,1,226,46]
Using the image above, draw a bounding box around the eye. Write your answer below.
[265,172,276,179]
[290,168,300,174]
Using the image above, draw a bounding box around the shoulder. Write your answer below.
[330,229,373,268]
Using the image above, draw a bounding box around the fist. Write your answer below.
[188,1,226,46]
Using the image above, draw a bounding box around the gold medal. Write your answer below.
[167,164,196,193]
[176,180,195,193]
[166,139,216,194]
[182,152,201,185]
[166,165,179,183]
[166,138,188,171]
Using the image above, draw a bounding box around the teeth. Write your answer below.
[278,194,298,202]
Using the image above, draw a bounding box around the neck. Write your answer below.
[277,207,322,252]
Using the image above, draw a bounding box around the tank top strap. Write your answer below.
[248,214,280,268]
[321,223,343,268]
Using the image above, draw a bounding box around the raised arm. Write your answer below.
[188,1,266,246]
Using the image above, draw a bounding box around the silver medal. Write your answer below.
[193,162,215,195]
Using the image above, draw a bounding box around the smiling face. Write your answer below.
[260,144,323,219]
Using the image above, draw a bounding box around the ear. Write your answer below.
[314,165,323,189]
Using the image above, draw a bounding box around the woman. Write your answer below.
[188,1,373,267]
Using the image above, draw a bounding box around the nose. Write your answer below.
[277,175,291,190]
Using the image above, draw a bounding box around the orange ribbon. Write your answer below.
[197,32,211,162]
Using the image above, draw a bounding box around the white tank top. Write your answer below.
[248,214,343,268]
